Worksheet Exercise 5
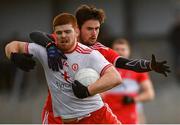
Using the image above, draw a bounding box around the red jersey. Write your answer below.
[90,42,120,64]
[103,68,149,124]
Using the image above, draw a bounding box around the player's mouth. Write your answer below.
[60,39,68,43]
[90,37,96,41]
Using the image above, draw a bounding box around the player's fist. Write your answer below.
[150,54,171,77]
[10,52,36,72]
[72,80,91,99]
[122,96,135,105]
[46,42,67,71]
[29,31,67,71]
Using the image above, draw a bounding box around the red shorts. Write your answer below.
[103,93,138,124]
[42,91,62,124]
[42,108,62,124]
[42,104,120,124]
[42,90,120,124]
[63,104,121,124]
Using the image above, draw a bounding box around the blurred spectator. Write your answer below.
[169,13,180,81]
[103,38,155,124]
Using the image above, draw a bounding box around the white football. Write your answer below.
[74,68,100,87]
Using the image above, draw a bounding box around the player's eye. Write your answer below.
[65,30,72,34]
[95,27,99,31]
[87,27,93,31]
[56,31,62,35]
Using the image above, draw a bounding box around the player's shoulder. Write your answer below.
[76,43,93,54]
[90,42,109,50]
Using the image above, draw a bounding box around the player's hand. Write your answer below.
[122,96,135,105]
[10,52,36,72]
[72,80,91,99]
[46,42,67,71]
[150,54,171,77]
[29,31,67,71]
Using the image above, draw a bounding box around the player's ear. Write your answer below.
[75,27,80,37]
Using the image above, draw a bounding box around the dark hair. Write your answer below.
[53,13,78,30]
[75,4,105,28]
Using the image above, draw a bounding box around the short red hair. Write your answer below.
[53,13,78,30]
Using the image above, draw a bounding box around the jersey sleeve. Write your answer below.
[25,43,38,58]
[88,50,113,76]
[99,48,120,65]
[25,43,47,64]
[137,72,150,83]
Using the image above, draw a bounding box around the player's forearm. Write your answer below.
[5,41,20,59]
[29,31,54,47]
[134,91,155,102]
[134,84,155,102]
[5,41,26,59]
[88,66,122,95]
[115,57,152,72]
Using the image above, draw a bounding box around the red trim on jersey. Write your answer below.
[76,44,92,54]
[77,45,93,52]
[90,42,108,50]
[100,64,113,76]
[113,56,121,66]
[90,42,120,64]
[25,43,29,54]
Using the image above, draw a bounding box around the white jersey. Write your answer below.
[27,42,112,119]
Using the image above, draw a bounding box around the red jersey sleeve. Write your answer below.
[137,72,149,83]
[98,48,120,64]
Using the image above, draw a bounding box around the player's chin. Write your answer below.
[58,45,69,51]
[89,40,96,45]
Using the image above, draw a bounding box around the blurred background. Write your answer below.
[0,0,180,123]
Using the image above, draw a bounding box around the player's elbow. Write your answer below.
[5,41,15,58]
[149,90,155,101]
[111,69,122,86]
[5,41,19,51]
[145,89,155,101]
[104,66,122,87]
[114,73,122,86]
[5,41,21,59]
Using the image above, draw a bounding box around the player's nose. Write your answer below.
[91,29,97,36]
[61,32,66,38]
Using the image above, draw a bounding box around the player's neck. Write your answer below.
[64,42,77,53]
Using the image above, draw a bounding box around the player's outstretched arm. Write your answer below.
[72,66,122,99]
[5,41,36,72]
[29,31,54,47]
[29,31,67,71]
[115,54,170,77]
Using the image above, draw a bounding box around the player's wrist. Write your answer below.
[72,80,91,99]
[87,85,92,96]
[10,52,15,62]
[46,42,56,48]
[10,52,19,63]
